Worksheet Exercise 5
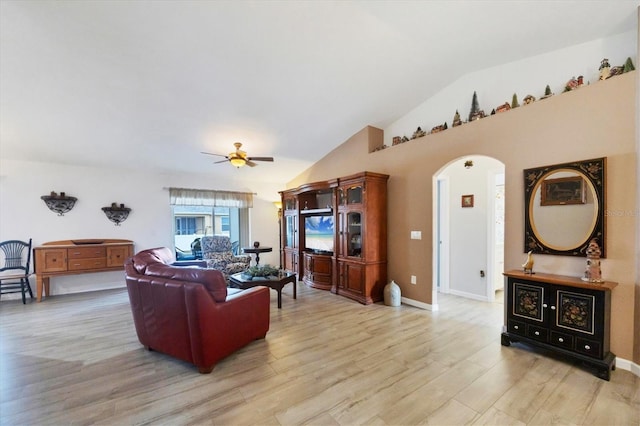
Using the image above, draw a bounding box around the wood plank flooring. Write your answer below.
[1,284,638,425]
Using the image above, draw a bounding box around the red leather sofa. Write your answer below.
[125,247,270,373]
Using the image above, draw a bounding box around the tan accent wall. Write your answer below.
[287,72,638,363]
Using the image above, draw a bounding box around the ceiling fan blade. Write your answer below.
[213,159,229,164]
[247,156,274,162]
[245,160,258,167]
[201,151,227,158]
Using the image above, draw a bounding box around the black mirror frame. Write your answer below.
[524,157,606,257]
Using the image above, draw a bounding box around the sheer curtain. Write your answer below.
[169,188,253,208]
[169,188,253,249]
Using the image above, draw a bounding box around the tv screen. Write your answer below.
[305,215,334,254]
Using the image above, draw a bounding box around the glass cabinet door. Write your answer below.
[339,185,363,206]
[284,197,296,211]
[346,212,362,257]
[284,215,297,248]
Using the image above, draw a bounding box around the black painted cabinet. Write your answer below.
[502,270,617,380]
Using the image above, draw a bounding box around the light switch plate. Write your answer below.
[410,231,422,240]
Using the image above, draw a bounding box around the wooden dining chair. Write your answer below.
[0,239,33,304]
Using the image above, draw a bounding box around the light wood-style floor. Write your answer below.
[1,283,638,425]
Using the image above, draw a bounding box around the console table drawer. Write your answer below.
[68,247,107,259]
[550,331,574,350]
[68,258,107,271]
[575,337,602,358]
[526,325,548,343]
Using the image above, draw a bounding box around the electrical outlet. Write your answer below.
[410,275,417,284]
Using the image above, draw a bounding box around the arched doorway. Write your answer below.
[433,156,505,307]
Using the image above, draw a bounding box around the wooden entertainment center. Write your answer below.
[280,171,388,304]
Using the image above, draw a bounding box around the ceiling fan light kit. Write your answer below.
[201,142,274,168]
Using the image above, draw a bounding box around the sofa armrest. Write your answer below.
[184,284,270,370]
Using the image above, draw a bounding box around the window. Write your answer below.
[169,188,252,259]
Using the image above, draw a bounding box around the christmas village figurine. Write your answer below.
[599,58,611,79]
[392,136,402,146]
[495,102,511,113]
[401,135,409,143]
[452,110,462,127]
[522,250,534,275]
[600,57,635,80]
[540,84,554,99]
[431,122,447,134]
[564,76,583,92]
[523,94,536,105]
[582,238,603,283]
[411,126,426,139]
[468,91,486,121]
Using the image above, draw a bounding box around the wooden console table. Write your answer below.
[33,239,133,302]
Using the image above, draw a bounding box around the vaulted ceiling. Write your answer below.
[1,1,637,183]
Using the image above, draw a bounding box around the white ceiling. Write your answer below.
[1,1,637,184]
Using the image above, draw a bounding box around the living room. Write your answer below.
[1,1,638,424]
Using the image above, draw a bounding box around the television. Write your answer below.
[304,215,334,254]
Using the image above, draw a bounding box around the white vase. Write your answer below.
[384,280,401,307]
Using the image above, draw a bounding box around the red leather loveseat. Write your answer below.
[125,247,270,373]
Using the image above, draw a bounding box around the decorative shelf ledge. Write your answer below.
[41,192,77,216]
[102,203,131,226]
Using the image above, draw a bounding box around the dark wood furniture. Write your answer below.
[229,271,297,309]
[33,239,134,302]
[242,246,272,266]
[280,171,388,304]
[501,270,617,380]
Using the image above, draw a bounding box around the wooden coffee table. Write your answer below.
[229,271,297,309]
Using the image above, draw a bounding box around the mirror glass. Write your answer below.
[524,158,605,257]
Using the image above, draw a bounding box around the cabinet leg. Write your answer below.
[501,333,511,346]
[597,367,611,381]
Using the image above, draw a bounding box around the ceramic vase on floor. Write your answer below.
[384,280,401,306]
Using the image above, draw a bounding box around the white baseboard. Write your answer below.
[615,357,640,377]
[448,289,489,302]
[401,297,438,311]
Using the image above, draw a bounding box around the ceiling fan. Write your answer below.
[201,142,274,168]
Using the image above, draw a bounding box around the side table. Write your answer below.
[242,246,272,266]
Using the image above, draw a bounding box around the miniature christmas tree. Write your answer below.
[468,92,484,121]
[544,85,552,96]
[452,110,462,127]
[623,57,635,72]
[511,93,519,108]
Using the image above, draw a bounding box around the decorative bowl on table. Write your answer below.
[241,265,279,280]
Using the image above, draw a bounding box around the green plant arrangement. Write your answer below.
[241,264,279,280]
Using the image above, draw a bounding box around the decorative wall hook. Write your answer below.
[102,203,131,226]
[41,191,77,216]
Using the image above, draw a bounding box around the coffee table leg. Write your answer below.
[277,287,282,309]
[292,277,296,299]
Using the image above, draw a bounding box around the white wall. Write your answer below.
[0,159,282,296]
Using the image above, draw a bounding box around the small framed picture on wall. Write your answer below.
[461,194,474,208]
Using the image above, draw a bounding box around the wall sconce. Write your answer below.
[464,160,474,169]
[102,203,131,226]
[41,191,77,216]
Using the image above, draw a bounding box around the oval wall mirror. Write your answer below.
[523,157,606,257]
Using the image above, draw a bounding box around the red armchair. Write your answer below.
[124,247,270,373]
